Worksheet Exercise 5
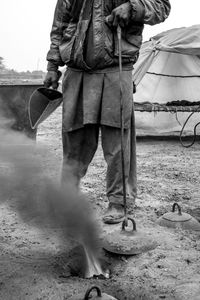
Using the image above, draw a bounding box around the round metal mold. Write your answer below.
[103,218,158,255]
[157,203,200,231]
[68,286,118,300]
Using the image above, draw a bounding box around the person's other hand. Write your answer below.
[106,2,131,28]
[43,71,62,89]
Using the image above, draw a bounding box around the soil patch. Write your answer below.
[0,107,200,299]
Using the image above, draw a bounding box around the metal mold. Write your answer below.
[0,83,42,139]
[157,203,200,231]
[68,286,118,300]
[103,218,158,255]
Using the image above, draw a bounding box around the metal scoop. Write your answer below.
[68,286,118,300]
[28,87,63,129]
[157,202,200,231]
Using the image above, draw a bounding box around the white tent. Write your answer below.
[133,25,200,136]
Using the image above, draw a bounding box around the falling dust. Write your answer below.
[0,108,106,279]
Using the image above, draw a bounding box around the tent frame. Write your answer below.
[134,103,200,112]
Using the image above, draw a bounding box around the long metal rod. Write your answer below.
[117,26,127,220]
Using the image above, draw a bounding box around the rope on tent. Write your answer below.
[147,72,200,78]
[169,108,182,127]
[179,105,200,148]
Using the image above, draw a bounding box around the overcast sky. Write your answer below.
[1,0,200,71]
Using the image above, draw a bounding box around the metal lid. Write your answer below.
[68,286,118,300]
[103,218,157,255]
[157,203,200,231]
[162,212,192,222]
[162,203,192,222]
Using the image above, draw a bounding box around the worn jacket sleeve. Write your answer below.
[47,0,71,71]
[129,0,171,25]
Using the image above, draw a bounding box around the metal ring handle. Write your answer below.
[172,203,182,215]
[84,286,102,299]
[122,217,137,231]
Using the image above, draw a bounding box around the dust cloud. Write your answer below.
[0,111,100,253]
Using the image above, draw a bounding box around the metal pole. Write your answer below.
[117,25,128,222]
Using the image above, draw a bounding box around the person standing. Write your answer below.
[44,0,171,223]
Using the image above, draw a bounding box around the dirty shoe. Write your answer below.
[102,203,125,224]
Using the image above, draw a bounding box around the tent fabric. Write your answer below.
[135,52,200,103]
[133,24,200,85]
[133,25,200,136]
[151,25,200,55]
[135,111,200,136]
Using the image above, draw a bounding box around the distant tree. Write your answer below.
[0,56,5,70]
[0,56,45,81]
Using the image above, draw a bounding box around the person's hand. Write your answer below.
[43,70,62,89]
[106,2,131,28]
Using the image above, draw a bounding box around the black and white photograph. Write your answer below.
[0,0,200,299]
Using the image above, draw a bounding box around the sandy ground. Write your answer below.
[0,107,200,300]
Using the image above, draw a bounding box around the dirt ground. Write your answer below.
[0,107,200,300]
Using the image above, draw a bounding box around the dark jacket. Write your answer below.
[47,0,171,71]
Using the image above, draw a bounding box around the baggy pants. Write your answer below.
[62,112,137,205]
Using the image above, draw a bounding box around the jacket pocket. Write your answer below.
[114,25,143,58]
[59,22,77,64]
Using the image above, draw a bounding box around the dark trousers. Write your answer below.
[62,121,137,205]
